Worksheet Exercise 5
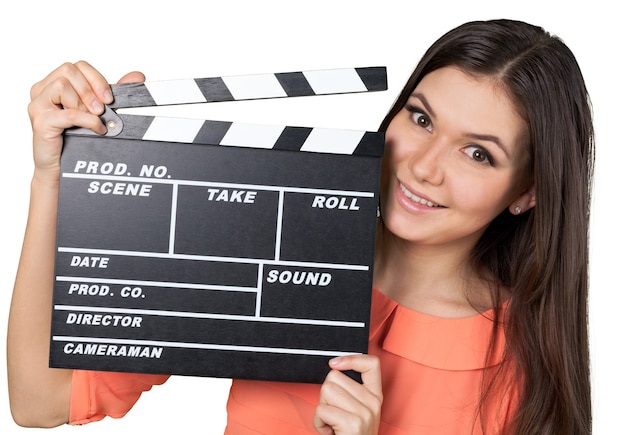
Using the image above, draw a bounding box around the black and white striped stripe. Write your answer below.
[115,114,384,157]
[65,66,387,156]
[109,66,387,109]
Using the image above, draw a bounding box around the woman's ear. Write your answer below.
[509,184,536,215]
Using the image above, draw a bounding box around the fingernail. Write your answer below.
[103,89,113,104]
[329,357,342,367]
[91,99,104,113]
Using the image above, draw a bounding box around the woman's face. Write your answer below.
[380,66,531,249]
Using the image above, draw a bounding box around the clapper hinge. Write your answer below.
[65,105,124,137]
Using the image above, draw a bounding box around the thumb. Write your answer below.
[117,71,146,84]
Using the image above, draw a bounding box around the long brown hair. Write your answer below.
[380,19,594,434]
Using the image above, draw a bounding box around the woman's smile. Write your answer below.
[397,181,445,210]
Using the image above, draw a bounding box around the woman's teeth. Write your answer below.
[400,183,442,208]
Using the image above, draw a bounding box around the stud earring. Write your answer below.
[514,206,522,215]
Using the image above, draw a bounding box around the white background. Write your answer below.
[0,0,622,433]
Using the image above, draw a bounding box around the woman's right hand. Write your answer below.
[8,62,145,428]
[27,61,144,183]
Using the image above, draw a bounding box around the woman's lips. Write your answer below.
[398,182,444,208]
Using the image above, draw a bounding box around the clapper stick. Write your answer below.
[108,66,387,108]
[66,67,387,155]
[52,66,387,384]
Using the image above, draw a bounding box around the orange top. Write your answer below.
[70,288,517,433]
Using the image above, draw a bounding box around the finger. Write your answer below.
[51,107,107,135]
[313,361,383,435]
[312,413,335,435]
[320,369,381,417]
[313,404,343,434]
[320,371,364,412]
[42,79,106,132]
[329,355,382,398]
[29,100,107,138]
[314,401,369,435]
[74,60,113,105]
[30,61,110,114]
[117,71,145,84]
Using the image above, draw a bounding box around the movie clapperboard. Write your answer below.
[49,67,387,384]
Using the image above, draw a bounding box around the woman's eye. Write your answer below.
[463,146,494,165]
[406,105,432,131]
[413,113,431,129]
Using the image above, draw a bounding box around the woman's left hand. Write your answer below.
[313,354,383,435]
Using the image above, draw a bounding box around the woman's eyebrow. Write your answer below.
[410,92,436,118]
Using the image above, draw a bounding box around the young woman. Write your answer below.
[7,19,593,434]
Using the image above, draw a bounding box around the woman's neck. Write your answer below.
[373,223,495,318]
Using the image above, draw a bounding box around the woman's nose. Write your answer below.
[409,139,445,185]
